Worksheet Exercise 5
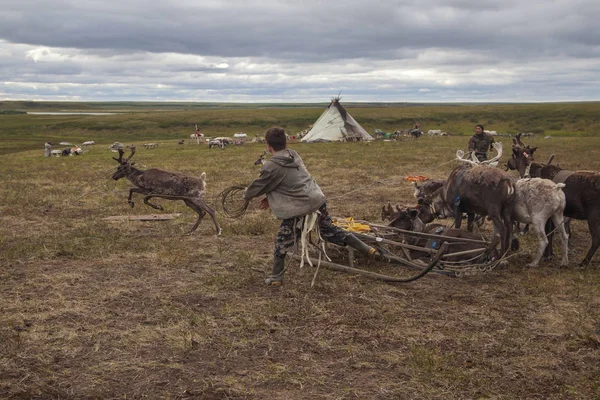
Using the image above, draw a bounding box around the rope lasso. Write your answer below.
[214,185,252,218]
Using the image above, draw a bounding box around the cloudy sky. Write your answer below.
[1,0,599,103]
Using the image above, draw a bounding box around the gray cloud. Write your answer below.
[0,0,599,102]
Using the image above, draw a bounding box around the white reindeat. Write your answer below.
[511,178,568,267]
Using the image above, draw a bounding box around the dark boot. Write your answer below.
[265,255,286,286]
[345,234,377,257]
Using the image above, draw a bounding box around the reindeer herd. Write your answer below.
[388,136,597,267]
[109,135,600,268]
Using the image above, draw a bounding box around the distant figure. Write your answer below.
[468,124,495,162]
[414,121,421,130]
[44,141,52,157]
[409,122,422,138]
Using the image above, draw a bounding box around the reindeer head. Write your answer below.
[381,202,395,221]
[509,134,539,177]
[415,197,435,224]
[388,206,425,232]
[112,147,137,180]
[254,151,267,166]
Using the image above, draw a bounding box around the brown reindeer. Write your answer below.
[511,145,600,266]
[428,144,515,257]
[381,199,435,224]
[112,148,222,235]
[388,207,492,261]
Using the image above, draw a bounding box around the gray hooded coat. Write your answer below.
[244,149,326,219]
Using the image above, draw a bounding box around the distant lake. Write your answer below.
[27,112,121,115]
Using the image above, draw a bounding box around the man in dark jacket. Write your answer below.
[468,124,495,162]
[244,127,377,286]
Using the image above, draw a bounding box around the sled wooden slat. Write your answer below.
[368,223,488,245]
[289,242,449,283]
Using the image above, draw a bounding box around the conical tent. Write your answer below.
[301,98,373,143]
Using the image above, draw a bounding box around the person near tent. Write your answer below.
[44,141,52,157]
[244,127,378,286]
[468,124,495,161]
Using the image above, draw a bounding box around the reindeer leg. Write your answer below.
[527,219,548,268]
[143,196,164,210]
[490,215,508,257]
[466,213,475,232]
[580,212,600,267]
[195,200,222,236]
[551,214,569,267]
[183,199,206,234]
[502,208,513,258]
[564,217,572,246]
[543,219,555,260]
[128,188,149,208]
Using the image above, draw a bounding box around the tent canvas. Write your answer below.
[301,98,373,143]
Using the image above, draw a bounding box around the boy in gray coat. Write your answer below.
[244,127,377,285]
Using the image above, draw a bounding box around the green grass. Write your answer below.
[2,101,600,155]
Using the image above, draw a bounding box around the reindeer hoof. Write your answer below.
[157,206,164,211]
[129,202,135,208]
[216,229,223,236]
[526,263,538,268]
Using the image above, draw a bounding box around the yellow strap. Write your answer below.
[332,217,371,233]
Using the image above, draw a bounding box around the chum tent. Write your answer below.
[301,98,374,143]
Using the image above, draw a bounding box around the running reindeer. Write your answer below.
[111,147,222,235]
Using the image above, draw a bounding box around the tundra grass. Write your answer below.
[0,121,599,398]
[1,101,600,155]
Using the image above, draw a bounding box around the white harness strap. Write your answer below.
[298,211,331,270]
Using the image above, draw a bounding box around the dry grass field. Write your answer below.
[1,119,600,398]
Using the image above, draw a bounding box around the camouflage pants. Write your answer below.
[274,203,348,257]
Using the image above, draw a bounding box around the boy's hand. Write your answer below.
[259,197,270,210]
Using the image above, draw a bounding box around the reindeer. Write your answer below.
[509,177,569,267]
[253,151,267,166]
[432,143,515,257]
[387,206,491,261]
[111,148,221,235]
[511,141,600,266]
[381,199,435,224]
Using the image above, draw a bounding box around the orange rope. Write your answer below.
[404,175,429,182]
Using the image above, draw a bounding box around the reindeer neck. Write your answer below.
[125,166,145,184]
[527,162,544,177]
[540,164,566,181]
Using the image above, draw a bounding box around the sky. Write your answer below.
[1,0,599,103]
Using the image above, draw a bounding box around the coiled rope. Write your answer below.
[215,185,251,218]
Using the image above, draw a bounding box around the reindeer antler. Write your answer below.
[456,142,503,167]
[515,133,525,147]
[112,148,125,163]
[127,146,136,161]
[486,142,503,166]
[382,202,395,221]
